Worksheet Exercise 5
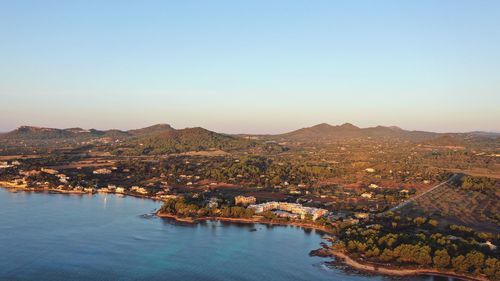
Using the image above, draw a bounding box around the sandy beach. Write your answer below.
[328,249,490,281]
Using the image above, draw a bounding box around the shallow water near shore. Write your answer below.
[0,188,462,281]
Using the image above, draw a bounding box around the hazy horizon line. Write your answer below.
[2,122,499,136]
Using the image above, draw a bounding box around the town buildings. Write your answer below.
[248,202,327,220]
[361,192,373,199]
[93,168,112,175]
[234,195,256,206]
[130,186,148,195]
[41,168,59,175]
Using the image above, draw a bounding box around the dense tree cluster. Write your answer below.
[158,198,256,219]
[122,128,259,155]
[336,214,500,279]
[460,176,499,194]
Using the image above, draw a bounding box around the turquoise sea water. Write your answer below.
[0,189,457,281]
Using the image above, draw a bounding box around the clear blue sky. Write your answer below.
[1,0,499,134]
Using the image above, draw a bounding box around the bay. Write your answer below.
[0,189,456,281]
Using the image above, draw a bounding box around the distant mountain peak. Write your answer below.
[18,125,45,130]
[388,126,403,131]
[16,126,59,133]
[130,126,253,155]
[141,123,174,130]
[309,122,360,130]
[279,122,439,142]
[128,124,174,135]
[310,123,334,129]
[150,123,173,128]
[339,123,360,130]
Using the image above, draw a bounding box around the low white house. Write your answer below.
[361,192,373,199]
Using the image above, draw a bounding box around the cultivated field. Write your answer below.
[402,184,499,233]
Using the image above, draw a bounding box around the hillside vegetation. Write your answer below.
[122,127,258,155]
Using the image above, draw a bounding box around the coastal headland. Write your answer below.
[1,183,495,281]
[157,209,492,281]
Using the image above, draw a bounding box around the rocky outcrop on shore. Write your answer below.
[309,242,331,258]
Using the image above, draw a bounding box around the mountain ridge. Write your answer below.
[278,122,440,142]
[1,123,497,144]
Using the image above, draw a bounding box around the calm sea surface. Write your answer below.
[0,188,456,281]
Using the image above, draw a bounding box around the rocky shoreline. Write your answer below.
[1,184,491,281]
[321,247,489,281]
[155,211,335,234]
[158,210,492,281]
